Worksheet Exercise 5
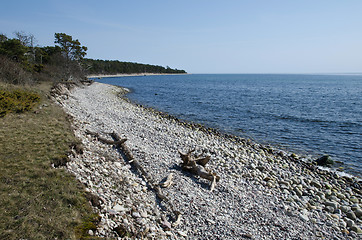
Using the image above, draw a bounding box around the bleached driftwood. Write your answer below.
[172,211,182,227]
[85,129,182,227]
[160,173,174,188]
[87,130,168,200]
[85,129,127,146]
[178,149,220,191]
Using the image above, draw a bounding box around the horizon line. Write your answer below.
[189,72,362,75]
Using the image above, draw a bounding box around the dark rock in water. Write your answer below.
[315,155,334,166]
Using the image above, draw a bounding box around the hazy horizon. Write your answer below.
[2,0,362,74]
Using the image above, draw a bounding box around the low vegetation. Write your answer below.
[0,88,40,117]
[0,82,100,239]
[0,32,100,239]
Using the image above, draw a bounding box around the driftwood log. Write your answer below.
[85,130,181,227]
[178,149,220,191]
[86,130,168,200]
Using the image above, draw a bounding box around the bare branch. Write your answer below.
[178,149,220,191]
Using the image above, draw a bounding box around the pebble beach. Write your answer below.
[56,82,361,239]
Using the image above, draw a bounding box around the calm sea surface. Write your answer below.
[97,74,362,177]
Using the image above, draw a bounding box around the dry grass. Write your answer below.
[0,82,100,239]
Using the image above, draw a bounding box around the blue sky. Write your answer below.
[1,0,362,73]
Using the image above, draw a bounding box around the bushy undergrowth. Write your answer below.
[0,88,40,117]
[0,56,34,85]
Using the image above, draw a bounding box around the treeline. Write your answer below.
[0,32,87,85]
[0,31,186,86]
[83,58,186,75]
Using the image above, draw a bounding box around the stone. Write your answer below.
[325,206,335,213]
[350,225,362,234]
[108,209,117,215]
[331,214,339,219]
[241,233,253,239]
[329,195,339,202]
[325,190,332,198]
[340,205,351,213]
[256,165,265,171]
[140,210,148,218]
[346,219,354,228]
[299,213,309,222]
[278,180,289,187]
[336,193,345,200]
[353,207,362,218]
[351,203,359,210]
[339,219,347,228]
[341,228,349,235]
[315,155,333,166]
[294,188,303,197]
[177,231,188,237]
[324,201,339,211]
[113,204,127,213]
[334,209,342,215]
[161,218,172,230]
[346,210,357,221]
[286,209,295,217]
[313,195,321,202]
[114,162,122,168]
[263,176,272,182]
[248,163,256,169]
[350,197,359,204]
[123,218,129,225]
[132,211,141,218]
[316,191,325,199]
[311,180,322,189]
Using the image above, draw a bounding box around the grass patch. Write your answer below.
[0,82,99,239]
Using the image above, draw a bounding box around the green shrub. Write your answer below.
[0,89,40,117]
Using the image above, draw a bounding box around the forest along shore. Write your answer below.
[55,82,361,239]
[87,73,188,79]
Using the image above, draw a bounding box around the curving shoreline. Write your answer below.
[56,82,361,239]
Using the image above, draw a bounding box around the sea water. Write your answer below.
[97,74,362,177]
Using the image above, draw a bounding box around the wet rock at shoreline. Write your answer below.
[315,155,334,166]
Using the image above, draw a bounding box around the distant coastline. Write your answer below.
[88,72,188,79]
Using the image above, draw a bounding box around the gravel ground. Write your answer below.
[56,82,361,239]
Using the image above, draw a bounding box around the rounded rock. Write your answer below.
[324,201,339,211]
[346,219,354,228]
[340,205,351,213]
[346,210,357,221]
[325,206,335,213]
[350,225,362,234]
[353,207,362,218]
[350,197,359,204]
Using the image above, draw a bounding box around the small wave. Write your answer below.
[123,87,131,92]
[246,109,362,128]
[273,114,362,128]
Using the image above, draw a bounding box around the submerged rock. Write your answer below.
[314,155,334,166]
